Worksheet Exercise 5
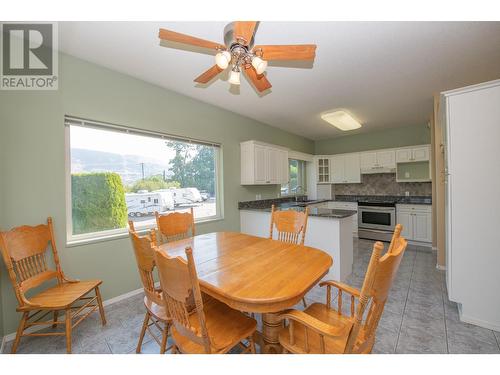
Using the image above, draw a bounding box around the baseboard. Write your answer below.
[458,307,500,332]
[436,263,446,271]
[2,286,146,344]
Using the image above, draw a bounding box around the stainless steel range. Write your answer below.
[357,199,396,242]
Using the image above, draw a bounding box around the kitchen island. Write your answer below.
[239,198,356,281]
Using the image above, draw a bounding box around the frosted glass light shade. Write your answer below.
[215,51,231,69]
[321,110,362,131]
[251,56,268,74]
[228,70,240,85]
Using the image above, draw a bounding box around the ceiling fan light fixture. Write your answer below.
[228,69,241,85]
[215,51,231,69]
[251,56,267,75]
[321,110,362,131]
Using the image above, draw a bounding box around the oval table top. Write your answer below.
[158,231,333,313]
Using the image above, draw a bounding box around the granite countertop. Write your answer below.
[238,197,357,219]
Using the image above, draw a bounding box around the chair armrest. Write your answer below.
[19,294,42,309]
[62,274,80,283]
[319,280,361,297]
[278,309,352,338]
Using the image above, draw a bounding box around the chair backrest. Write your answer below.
[0,217,63,308]
[128,221,164,306]
[345,224,407,353]
[269,205,309,245]
[155,208,195,243]
[153,245,211,353]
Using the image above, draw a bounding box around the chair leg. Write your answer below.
[136,311,150,354]
[11,312,28,354]
[95,286,107,325]
[171,345,178,354]
[302,297,307,308]
[248,336,256,354]
[160,322,170,354]
[52,310,59,328]
[65,308,72,354]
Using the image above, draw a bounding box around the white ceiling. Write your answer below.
[59,22,500,141]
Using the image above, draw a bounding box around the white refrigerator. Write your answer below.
[441,78,500,331]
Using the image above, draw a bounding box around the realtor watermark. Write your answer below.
[1,22,58,90]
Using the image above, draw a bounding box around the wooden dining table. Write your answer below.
[157,231,333,353]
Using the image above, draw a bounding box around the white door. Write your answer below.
[396,149,412,162]
[344,153,361,183]
[330,155,345,183]
[317,158,330,183]
[397,211,413,240]
[254,144,269,184]
[412,146,430,161]
[413,212,432,242]
[360,152,377,169]
[377,150,396,168]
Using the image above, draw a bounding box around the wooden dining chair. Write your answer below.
[0,217,106,354]
[278,224,407,354]
[270,204,309,307]
[269,204,309,245]
[155,207,195,244]
[153,245,257,354]
[128,221,172,354]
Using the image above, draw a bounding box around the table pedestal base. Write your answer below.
[261,312,284,354]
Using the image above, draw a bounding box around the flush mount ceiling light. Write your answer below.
[321,110,362,131]
[157,21,317,93]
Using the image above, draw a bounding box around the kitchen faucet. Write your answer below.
[295,185,304,202]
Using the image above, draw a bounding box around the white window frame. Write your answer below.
[64,117,224,246]
[281,158,307,196]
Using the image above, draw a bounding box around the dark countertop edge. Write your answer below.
[239,206,357,219]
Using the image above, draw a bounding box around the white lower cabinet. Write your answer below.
[396,204,432,243]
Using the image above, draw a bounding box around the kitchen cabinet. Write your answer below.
[396,145,430,162]
[240,141,289,185]
[396,204,432,243]
[316,157,331,183]
[360,150,396,173]
[331,154,361,184]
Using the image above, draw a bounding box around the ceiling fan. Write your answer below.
[158,21,317,93]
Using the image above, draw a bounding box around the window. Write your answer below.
[281,159,307,196]
[65,117,222,244]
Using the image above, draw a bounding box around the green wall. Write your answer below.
[314,124,431,155]
[0,53,314,336]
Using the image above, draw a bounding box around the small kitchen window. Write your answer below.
[281,159,307,196]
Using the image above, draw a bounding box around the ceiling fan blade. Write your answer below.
[253,44,317,61]
[159,28,224,51]
[194,65,224,84]
[233,21,258,45]
[243,66,272,92]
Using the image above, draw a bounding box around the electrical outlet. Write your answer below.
[405,191,410,196]
[405,172,410,178]
[256,194,262,200]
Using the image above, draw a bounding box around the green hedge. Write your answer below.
[72,172,127,235]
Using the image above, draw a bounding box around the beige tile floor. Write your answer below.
[3,238,499,354]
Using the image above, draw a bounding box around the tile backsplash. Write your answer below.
[333,173,432,196]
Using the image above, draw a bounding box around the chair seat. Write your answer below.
[22,280,102,310]
[279,303,355,354]
[143,296,170,322]
[172,297,257,354]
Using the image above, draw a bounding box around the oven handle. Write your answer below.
[358,206,396,212]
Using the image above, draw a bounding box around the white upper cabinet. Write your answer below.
[240,141,289,185]
[331,154,361,183]
[396,145,430,162]
[316,157,331,183]
[360,150,396,173]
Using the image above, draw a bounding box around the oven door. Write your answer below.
[358,206,396,231]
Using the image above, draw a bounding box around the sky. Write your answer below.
[70,125,176,162]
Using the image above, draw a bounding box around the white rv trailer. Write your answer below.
[125,191,175,217]
[158,188,203,206]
